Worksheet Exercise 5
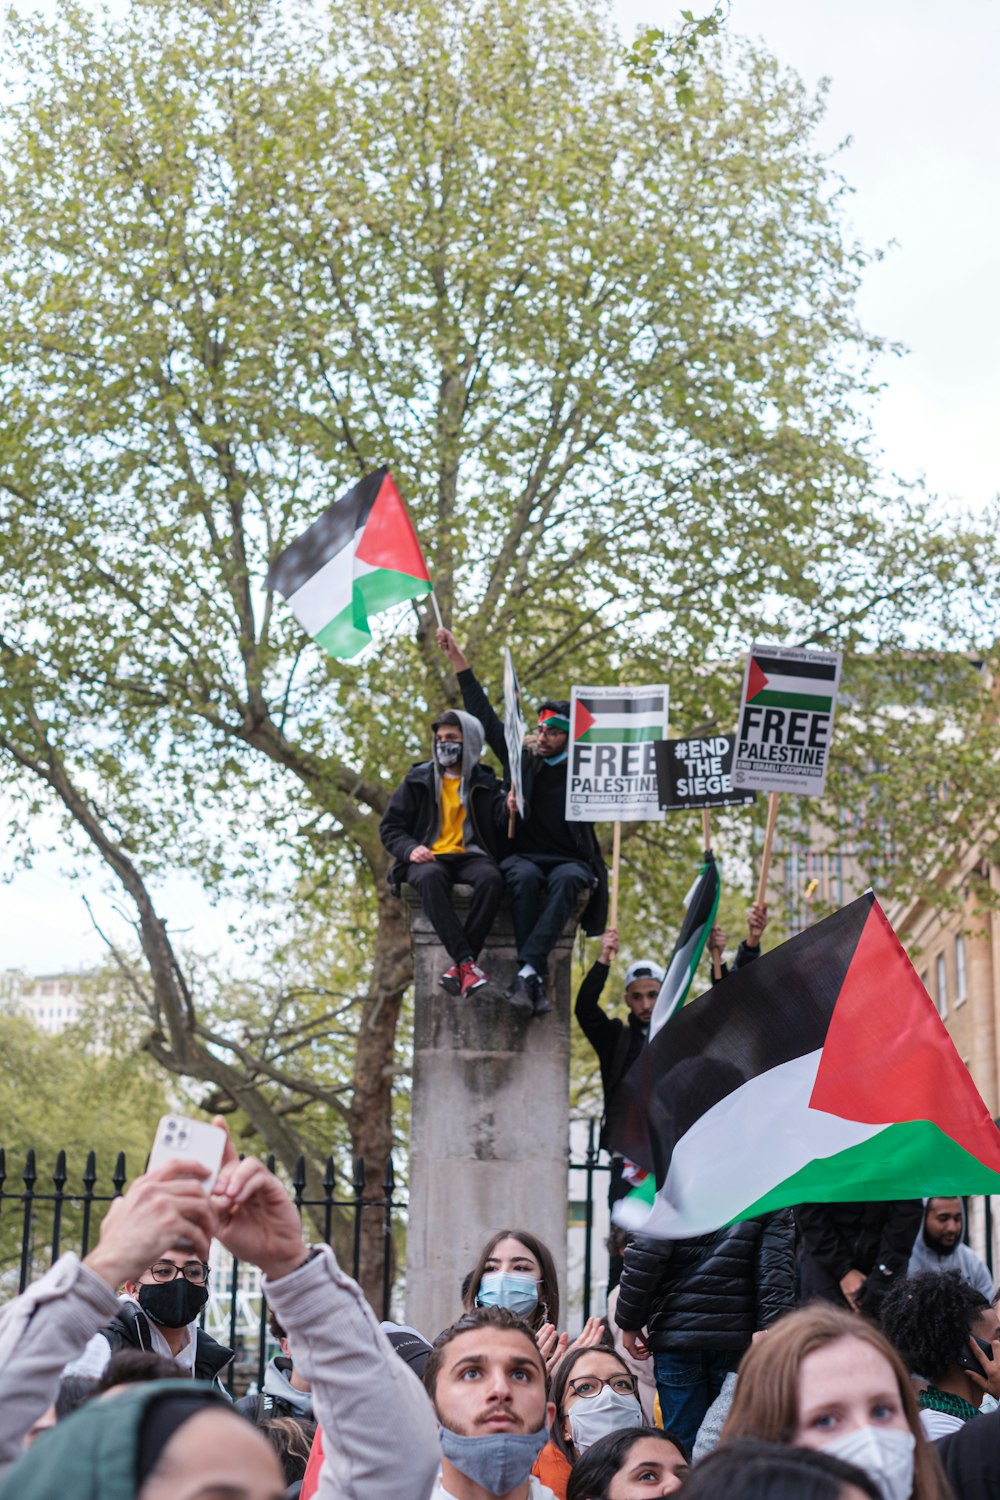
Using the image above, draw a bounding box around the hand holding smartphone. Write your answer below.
[148,1115,226,1194]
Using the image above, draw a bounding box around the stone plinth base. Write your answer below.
[403,887,575,1338]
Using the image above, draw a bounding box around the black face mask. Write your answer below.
[137,1278,209,1329]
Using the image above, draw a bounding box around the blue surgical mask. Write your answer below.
[439,1424,547,1493]
[475,1271,539,1318]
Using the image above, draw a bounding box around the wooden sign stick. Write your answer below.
[756,790,780,908]
[609,821,622,930]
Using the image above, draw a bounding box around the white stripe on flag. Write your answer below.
[614,1051,883,1238]
[285,539,376,636]
[586,711,666,729]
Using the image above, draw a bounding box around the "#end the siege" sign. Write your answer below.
[733,644,842,796]
[566,685,669,823]
[655,734,756,811]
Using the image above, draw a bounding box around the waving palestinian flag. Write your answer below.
[649,853,721,1040]
[611,891,1000,1239]
[266,467,432,660]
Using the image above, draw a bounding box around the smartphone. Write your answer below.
[957,1334,995,1372]
[148,1114,226,1194]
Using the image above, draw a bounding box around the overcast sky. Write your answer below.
[2,0,996,973]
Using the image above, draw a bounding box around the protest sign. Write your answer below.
[733,645,842,796]
[566,685,669,823]
[654,734,756,811]
[503,646,525,818]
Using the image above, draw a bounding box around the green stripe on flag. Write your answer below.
[750,690,833,712]
[734,1118,1000,1223]
[314,606,371,659]
[354,566,432,619]
[577,725,662,744]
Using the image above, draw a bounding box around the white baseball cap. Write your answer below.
[624,960,664,987]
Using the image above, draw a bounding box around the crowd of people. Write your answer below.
[5,658,1000,1498]
[2,1125,1000,1500]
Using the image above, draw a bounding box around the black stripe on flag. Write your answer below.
[753,655,838,681]
[265,466,388,599]
[580,694,665,715]
[606,892,874,1183]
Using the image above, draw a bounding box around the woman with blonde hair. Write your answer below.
[720,1304,951,1500]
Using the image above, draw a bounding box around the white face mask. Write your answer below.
[820,1425,915,1500]
[567,1383,643,1454]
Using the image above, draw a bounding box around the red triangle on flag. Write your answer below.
[574,700,596,740]
[810,901,1000,1171]
[745,657,768,702]
[354,472,431,582]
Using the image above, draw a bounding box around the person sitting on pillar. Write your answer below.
[436,627,608,1019]
[380,708,507,1000]
[706,902,769,983]
[574,926,661,1285]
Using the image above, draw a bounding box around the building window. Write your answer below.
[955,934,968,1005]
[936,953,948,1019]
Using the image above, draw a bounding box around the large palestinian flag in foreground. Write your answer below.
[265,467,432,660]
[649,853,720,1041]
[611,891,1000,1239]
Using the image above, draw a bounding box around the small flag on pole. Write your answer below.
[265,467,432,661]
[649,853,721,1040]
[611,891,1000,1240]
[503,647,526,817]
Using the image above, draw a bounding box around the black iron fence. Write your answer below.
[0,1145,403,1394]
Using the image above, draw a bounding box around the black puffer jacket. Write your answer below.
[614,1212,795,1352]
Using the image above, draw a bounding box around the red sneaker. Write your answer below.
[440,964,462,995]
[460,961,490,997]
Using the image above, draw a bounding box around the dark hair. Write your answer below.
[93,1350,186,1393]
[722,1303,950,1500]
[566,1425,689,1500]
[548,1345,636,1463]
[267,1308,286,1342]
[259,1414,317,1485]
[462,1228,559,1333]
[431,709,462,732]
[681,1438,881,1500]
[423,1305,544,1402]
[54,1375,98,1419]
[880,1268,991,1382]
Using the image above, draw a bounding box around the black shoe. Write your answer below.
[504,975,535,1016]
[531,977,551,1017]
[440,964,462,995]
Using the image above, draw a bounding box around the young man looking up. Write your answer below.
[424,1306,557,1500]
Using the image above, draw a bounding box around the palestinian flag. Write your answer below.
[611,891,1000,1239]
[265,467,432,660]
[745,651,838,713]
[573,692,667,745]
[649,853,721,1040]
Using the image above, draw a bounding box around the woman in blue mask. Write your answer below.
[465,1230,559,1335]
[533,1346,645,1499]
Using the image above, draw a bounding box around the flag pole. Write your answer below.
[756,791,779,908]
[428,589,444,630]
[610,821,622,929]
[703,808,721,979]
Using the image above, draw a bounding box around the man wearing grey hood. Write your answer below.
[908,1197,995,1301]
[381,709,507,998]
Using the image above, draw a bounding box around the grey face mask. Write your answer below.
[568,1385,643,1453]
[438,1424,547,1493]
[435,739,463,768]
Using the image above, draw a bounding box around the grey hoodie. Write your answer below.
[907,1198,995,1301]
[430,709,486,855]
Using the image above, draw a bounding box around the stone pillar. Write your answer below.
[403,886,576,1338]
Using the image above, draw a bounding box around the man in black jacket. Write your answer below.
[380,708,507,999]
[63,1246,233,1389]
[437,627,608,1018]
[615,1214,795,1453]
[794,1199,923,1316]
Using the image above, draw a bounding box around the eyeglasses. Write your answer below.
[147,1261,210,1285]
[567,1373,638,1399]
[535,725,566,738]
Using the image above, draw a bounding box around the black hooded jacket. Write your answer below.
[615,1213,795,1352]
[100,1301,234,1385]
[455,665,608,934]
